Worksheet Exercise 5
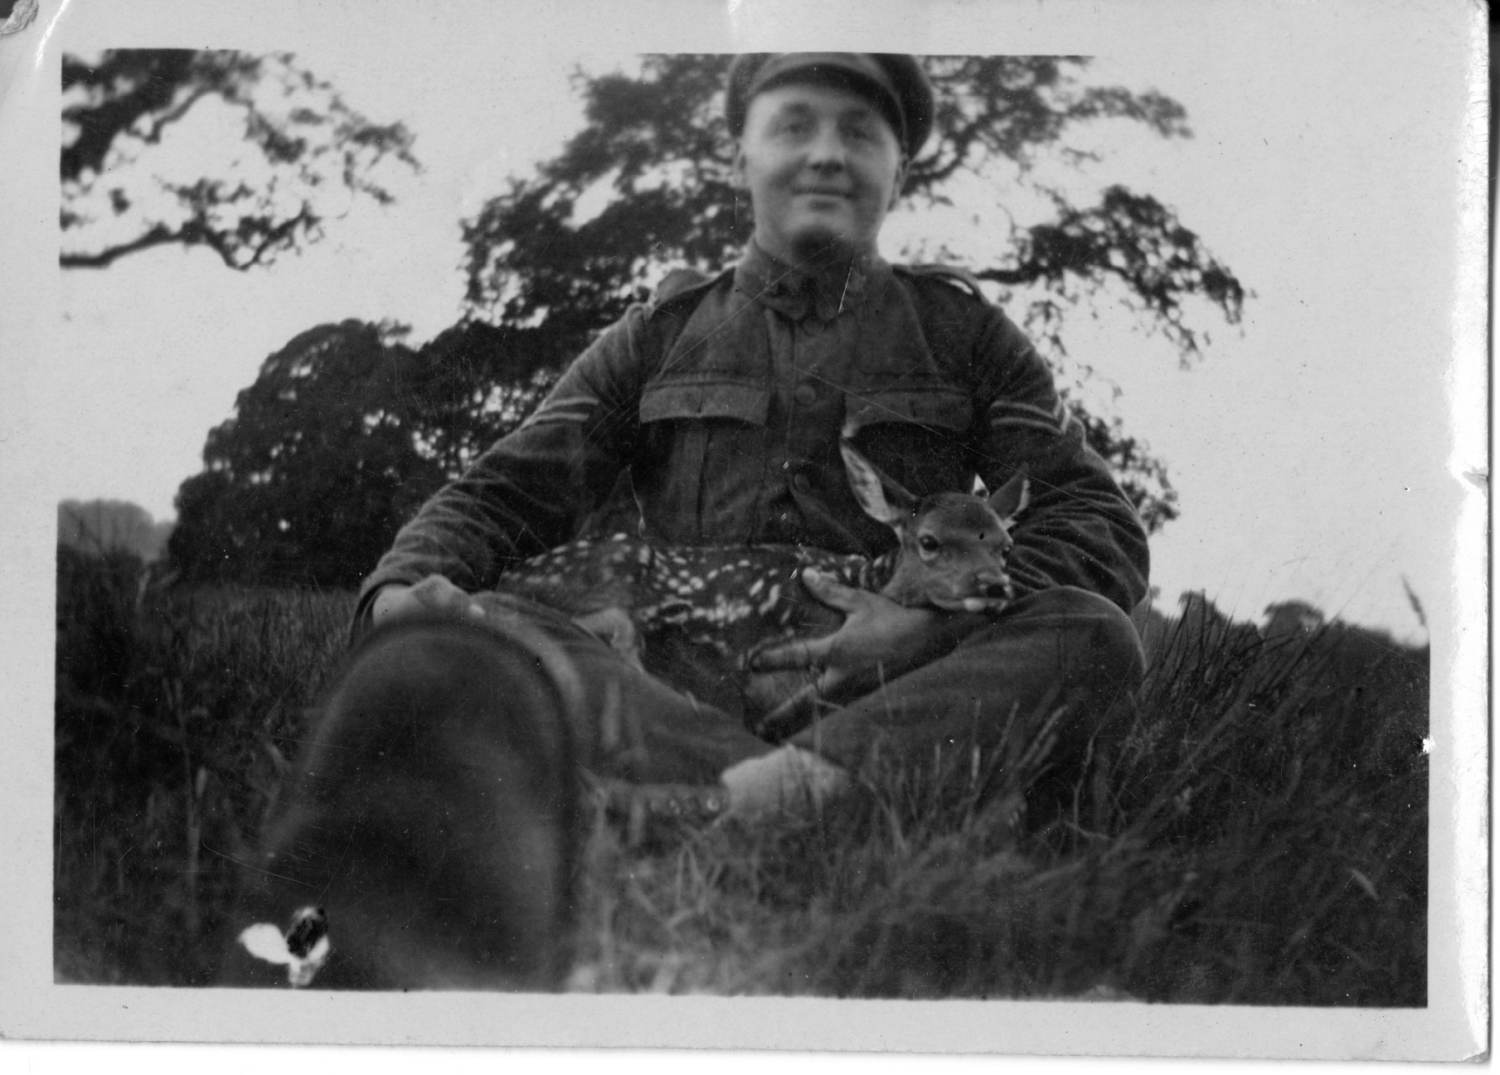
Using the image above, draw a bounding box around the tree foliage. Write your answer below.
[58,499,174,562]
[462,55,1247,531]
[168,321,561,587]
[61,49,419,271]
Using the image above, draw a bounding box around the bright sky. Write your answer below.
[28,0,1486,645]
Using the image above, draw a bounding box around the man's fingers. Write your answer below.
[798,567,865,612]
[749,634,835,672]
[397,576,487,622]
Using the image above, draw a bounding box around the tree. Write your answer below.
[461,55,1247,531]
[57,499,173,561]
[394,320,567,477]
[169,320,562,587]
[169,322,434,586]
[61,49,419,271]
[1262,600,1327,639]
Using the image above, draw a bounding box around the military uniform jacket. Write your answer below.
[358,243,1150,620]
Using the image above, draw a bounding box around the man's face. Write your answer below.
[734,81,906,268]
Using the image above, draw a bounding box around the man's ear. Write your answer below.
[731,145,748,188]
[888,156,909,210]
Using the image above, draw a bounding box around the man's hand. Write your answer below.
[748,568,949,703]
[370,575,488,627]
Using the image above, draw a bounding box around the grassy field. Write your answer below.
[54,546,1428,1003]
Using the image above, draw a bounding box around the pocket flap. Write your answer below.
[845,387,973,434]
[640,380,770,425]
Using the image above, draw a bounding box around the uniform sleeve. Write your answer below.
[353,309,653,626]
[972,309,1150,614]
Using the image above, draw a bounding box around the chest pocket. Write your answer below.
[635,378,772,543]
[844,386,975,496]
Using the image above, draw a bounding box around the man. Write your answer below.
[227,53,1147,990]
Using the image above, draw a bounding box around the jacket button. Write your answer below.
[793,383,817,406]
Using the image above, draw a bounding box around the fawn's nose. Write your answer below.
[970,572,1011,599]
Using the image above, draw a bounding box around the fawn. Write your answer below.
[482,440,1030,737]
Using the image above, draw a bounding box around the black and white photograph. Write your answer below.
[0,0,1485,1061]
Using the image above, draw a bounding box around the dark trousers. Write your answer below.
[790,586,1146,786]
[222,585,1141,988]
[462,584,1144,785]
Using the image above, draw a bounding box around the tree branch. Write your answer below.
[140,85,213,146]
[58,205,315,271]
[61,49,418,272]
[60,223,188,268]
[973,266,1045,287]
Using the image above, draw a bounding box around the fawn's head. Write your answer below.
[840,440,1030,612]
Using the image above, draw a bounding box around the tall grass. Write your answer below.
[54,546,354,984]
[53,548,1426,1003]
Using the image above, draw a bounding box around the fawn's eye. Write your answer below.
[917,534,941,554]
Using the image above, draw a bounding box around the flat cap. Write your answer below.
[725,53,934,158]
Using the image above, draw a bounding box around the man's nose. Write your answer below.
[805,124,848,169]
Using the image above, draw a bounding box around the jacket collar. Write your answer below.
[734,241,889,323]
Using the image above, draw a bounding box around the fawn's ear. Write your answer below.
[987,470,1031,526]
[839,439,916,527]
